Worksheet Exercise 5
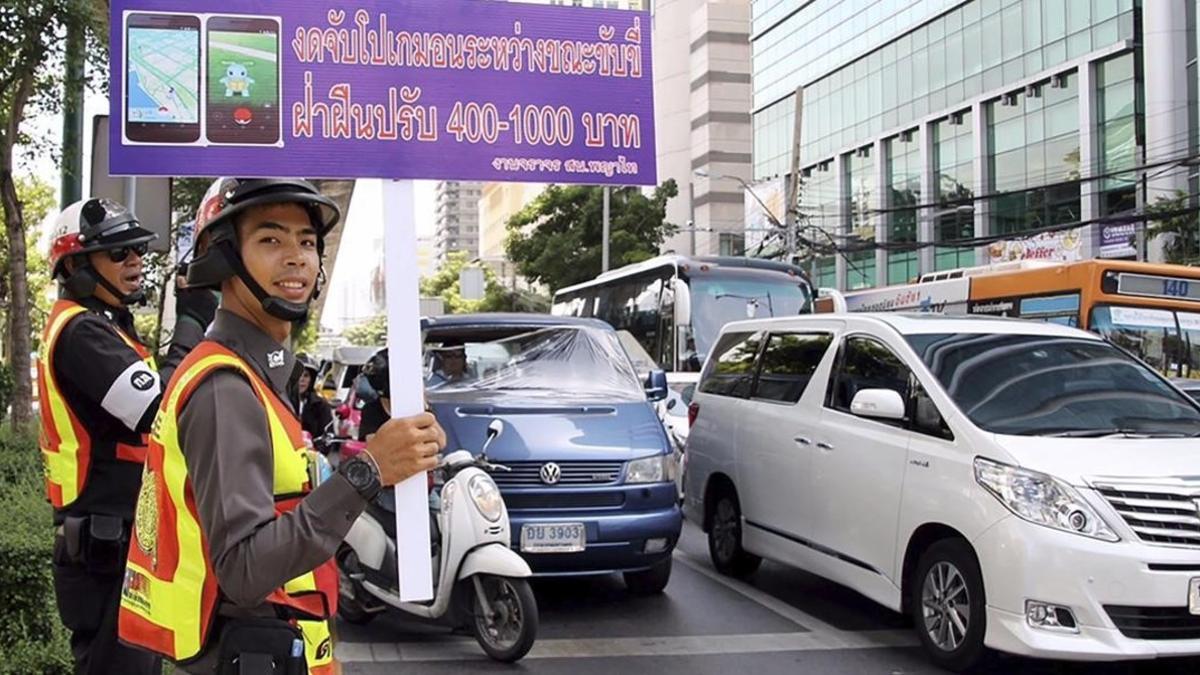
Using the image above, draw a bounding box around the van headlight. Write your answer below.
[626,455,677,484]
[467,475,503,522]
[974,458,1119,542]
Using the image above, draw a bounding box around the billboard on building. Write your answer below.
[743,177,786,252]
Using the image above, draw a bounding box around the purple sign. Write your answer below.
[1099,221,1138,258]
[109,0,656,185]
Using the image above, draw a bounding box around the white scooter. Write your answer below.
[336,420,539,662]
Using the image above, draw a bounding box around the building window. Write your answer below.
[718,232,745,256]
[845,148,876,290]
[798,162,837,288]
[987,71,1081,238]
[886,129,920,284]
[1097,52,1139,217]
[933,110,976,271]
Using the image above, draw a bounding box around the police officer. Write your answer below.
[119,178,444,674]
[39,197,218,675]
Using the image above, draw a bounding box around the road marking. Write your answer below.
[338,630,918,663]
[337,547,918,663]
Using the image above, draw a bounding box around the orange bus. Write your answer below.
[816,259,1200,378]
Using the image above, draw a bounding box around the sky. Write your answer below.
[20,84,438,335]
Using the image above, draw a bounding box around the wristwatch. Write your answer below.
[340,454,382,501]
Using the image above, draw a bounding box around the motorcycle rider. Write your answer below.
[118,178,445,674]
[40,197,218,675]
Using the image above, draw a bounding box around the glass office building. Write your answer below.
[754,0,1196,289]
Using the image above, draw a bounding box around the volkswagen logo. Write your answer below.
[540,462,562,485]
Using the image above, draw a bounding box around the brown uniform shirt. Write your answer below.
[178,309,366,619]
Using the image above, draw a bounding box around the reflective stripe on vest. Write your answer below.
[118,342,337,673]
[38,299,155,508]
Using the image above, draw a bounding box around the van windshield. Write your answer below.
[905,333,1200,437]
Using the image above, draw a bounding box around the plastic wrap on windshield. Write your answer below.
[425,326,645,402]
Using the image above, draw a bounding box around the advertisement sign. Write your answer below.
[986,228,1084,264]
[844,277,970,314]
[110,0,656,184]
[1098,222,1138,259]
[743,177,785,251]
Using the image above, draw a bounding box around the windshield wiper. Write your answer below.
[1037,428,1188,438]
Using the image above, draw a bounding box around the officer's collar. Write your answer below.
[208,309,297,398]
[73,294,136,332]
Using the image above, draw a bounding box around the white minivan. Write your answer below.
[683,313,1200,671]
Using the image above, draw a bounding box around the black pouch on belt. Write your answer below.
[214,618,307,675]
[85,514,126,575]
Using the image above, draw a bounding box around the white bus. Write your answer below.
[551,255,815,373]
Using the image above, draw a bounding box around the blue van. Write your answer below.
[422,314,682,593]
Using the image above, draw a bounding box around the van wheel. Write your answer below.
[707,491,761,578]
[911,539,987,673]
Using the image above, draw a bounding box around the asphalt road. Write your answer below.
[337,522,1200,674]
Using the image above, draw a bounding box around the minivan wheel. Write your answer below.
[707,491,761,578]
[911,539,987,673]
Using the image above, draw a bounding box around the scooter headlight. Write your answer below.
[467,474,504,523]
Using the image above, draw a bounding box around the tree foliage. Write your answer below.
[419,251,513,314]
[343,314,387,347]
[504,180,679,293]
[1147,191,1199,265]
[0,1,109,427]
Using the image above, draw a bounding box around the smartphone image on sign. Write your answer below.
[205,15,282,146]
[124,12,202,144]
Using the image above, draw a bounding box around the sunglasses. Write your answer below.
[107,242,149,263]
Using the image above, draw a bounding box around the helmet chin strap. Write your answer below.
[63,264,145,306]
[217,239,320,323]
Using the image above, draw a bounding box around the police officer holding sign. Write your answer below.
[39,197,218,674]
[118,178,445,674]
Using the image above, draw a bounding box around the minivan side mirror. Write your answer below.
[849,389,906,421]
[645,369,668,402]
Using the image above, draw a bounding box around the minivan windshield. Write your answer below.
[424,326,645,402]
[905,333,1200,437]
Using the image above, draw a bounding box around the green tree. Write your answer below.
[0,1,108,427]
[419,251,512,314]
[1147,190,1200,265]
[292,316,320,354]
[343,314,387,347]
[504,180,679,293]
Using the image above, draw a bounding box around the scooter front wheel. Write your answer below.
[469,575,538,662]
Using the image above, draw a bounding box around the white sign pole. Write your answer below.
[381,179,434,602]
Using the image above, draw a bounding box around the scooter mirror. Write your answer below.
[487,419,504,440]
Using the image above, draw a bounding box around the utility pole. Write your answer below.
[785,86,805,265]
[60,7,86,208]
[602,185,611,272]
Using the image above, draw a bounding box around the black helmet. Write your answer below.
[296,353,320,377]
[49,198,157,305]
[361,347,389,400]
[187,178,341,322]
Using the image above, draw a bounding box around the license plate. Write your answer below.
[520,523,585,553]
[1190,578,1200,616]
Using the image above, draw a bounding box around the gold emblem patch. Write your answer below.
[134,467,158,564]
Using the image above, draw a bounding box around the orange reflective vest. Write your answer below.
[37,299,154,509]
[118,341,337,674]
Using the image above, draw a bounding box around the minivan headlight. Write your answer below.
[627,455,677,484]
[974,457,1119,542]
[467,474,503,522]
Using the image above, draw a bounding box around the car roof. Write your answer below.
[421,313,611,332]
[721,312,1102,340]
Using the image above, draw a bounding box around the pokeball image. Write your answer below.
[233,108,253,126]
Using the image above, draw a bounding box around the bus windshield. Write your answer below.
[1091,305,1200,379]
[690,275,812,361]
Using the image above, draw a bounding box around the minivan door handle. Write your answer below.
[793,436,812,446]
[816,441,835,451]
